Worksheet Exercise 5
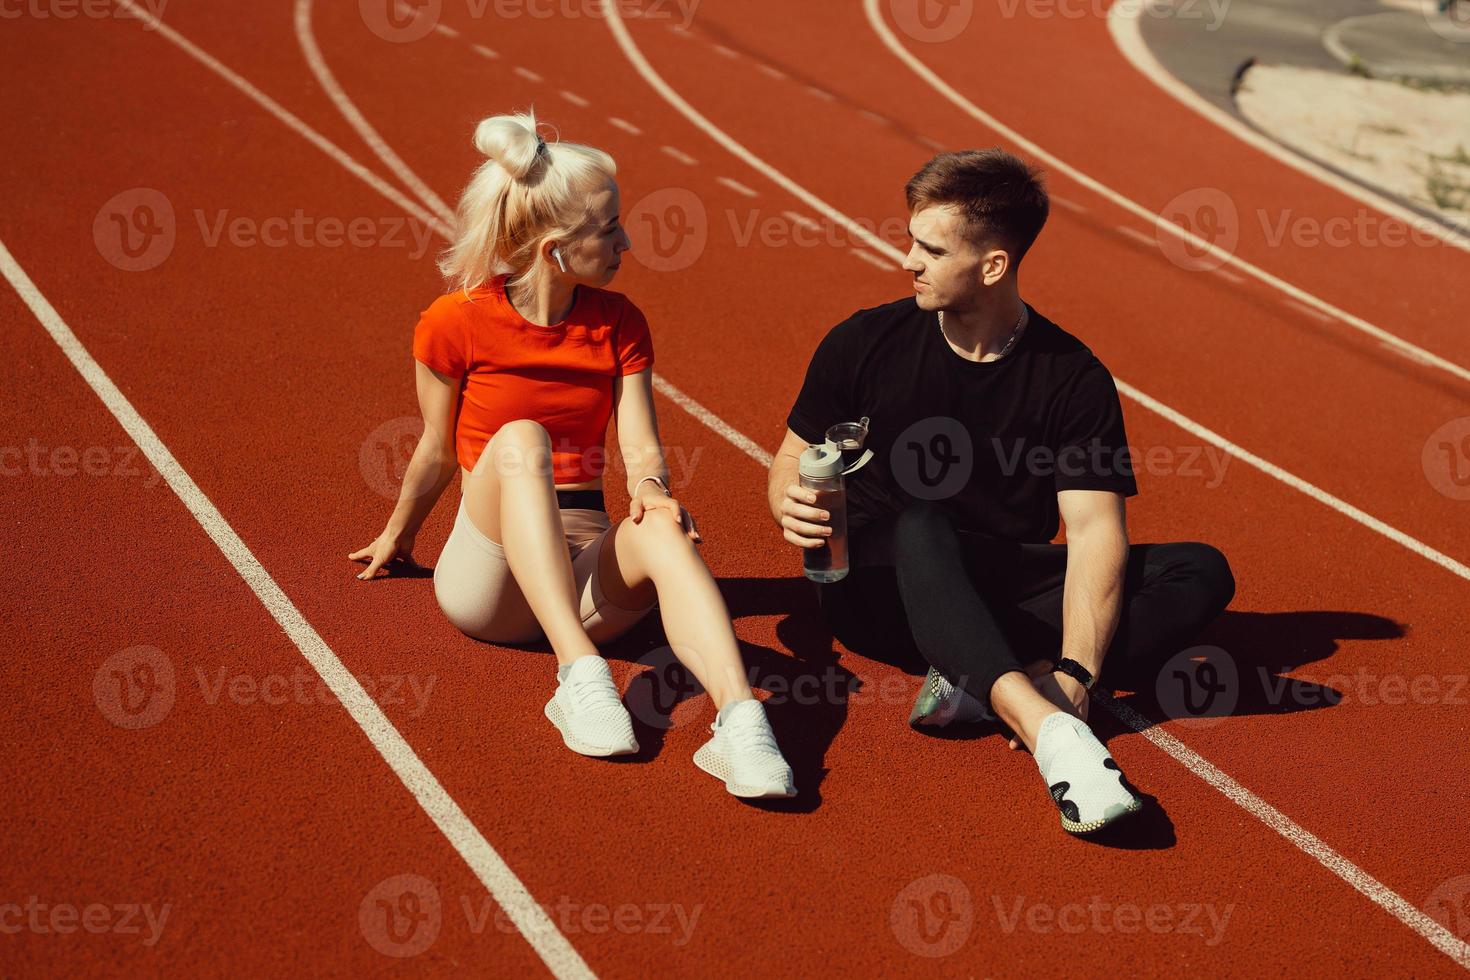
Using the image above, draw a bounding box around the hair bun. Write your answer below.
[472,111,545,180]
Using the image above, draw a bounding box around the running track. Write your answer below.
[3,0,1468,975]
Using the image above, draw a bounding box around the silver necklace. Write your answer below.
[939,304,1027,361]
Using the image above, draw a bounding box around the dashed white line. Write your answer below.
[559,90,590,108]
[433,23,459,38]
[512,66,544,83]
[472,43,499,59]
[713,44,738,59]
[716,176,758,198]
[917,135,945,150]
[757,64,787,81]
[858,108,889,125]
[661,145,697,166]
[607,116,642,135]
[1214,267,1245,285]
[1051,195,1088,215]
[1115,224,1158,249]
[806,85,836,102]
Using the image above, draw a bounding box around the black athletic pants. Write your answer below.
[816,501,1236,709]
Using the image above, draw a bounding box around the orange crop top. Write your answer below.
[411,276,655,482]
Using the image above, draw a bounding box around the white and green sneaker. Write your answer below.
[908,666,994,729]
[1033,712,1142,835]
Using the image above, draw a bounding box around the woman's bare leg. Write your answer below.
[463,419,597,666]
[598,510,754,709]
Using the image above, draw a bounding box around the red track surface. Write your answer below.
[4,1,1468,975]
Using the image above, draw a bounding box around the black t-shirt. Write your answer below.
[786,298,1137,543]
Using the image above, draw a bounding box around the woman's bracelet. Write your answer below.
[634,475,671,498]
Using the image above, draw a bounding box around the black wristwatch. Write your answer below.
[1052,658,1096,691]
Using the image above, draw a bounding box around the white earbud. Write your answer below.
[551,247,568,273]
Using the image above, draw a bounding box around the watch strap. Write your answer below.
[1053,657,1096,691]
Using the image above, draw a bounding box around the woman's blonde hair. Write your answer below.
[438,109,617,295]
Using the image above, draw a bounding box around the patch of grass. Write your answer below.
[1421,159,1470,210]
[1430,144,1470,168]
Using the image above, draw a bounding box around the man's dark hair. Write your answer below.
[904,149,1049,269]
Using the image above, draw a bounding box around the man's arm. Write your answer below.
[1056,489,1129,679]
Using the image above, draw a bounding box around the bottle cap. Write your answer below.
[799,444,843,479]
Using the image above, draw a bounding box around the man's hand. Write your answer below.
[778,483,832,550]
[1006,659,1089,749]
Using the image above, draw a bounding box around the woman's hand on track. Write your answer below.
[349,532,418,580]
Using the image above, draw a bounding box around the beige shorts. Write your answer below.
[434,496,657,645]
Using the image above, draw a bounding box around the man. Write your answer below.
[766,149,1235,836]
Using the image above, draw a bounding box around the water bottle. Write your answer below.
[799,444,849,583]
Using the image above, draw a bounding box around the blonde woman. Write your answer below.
[350,111,795,799]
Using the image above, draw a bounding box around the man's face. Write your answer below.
[902,205,1007,312]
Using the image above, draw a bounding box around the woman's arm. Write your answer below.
[614,369,699,541]
[350,361,461,579]
[383,361,462,538]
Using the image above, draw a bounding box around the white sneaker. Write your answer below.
[543,655,638,757]
[1033,712,1141,835]
[693,699,796,799]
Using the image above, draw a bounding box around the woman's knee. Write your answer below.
[484,420,555,480]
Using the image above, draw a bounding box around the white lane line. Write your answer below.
[1106,0,1470,256]
[863,0,1470,386]
[857,108,889,126]
[1101,694,1470,969]
[660,145,697,166]
[806,85,836,102]
[513,66,544,83]
[560,90,590,108]
[0,239,595,980]
[917,135,945,150]
[712,43,738,59]
[433,22,459,38]
[601,7,1470,967]
[295,0,455,226]
[1214,268,1245,285]
[607,116,642,135]
[472,43,500,60]
[756,64,787,81]
[1114,224,1157,249]
[109,0,448,238]
[1051,195,1088,215]
[651,375,771,466]
[716,176,758,198]
[851,249,892,270]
